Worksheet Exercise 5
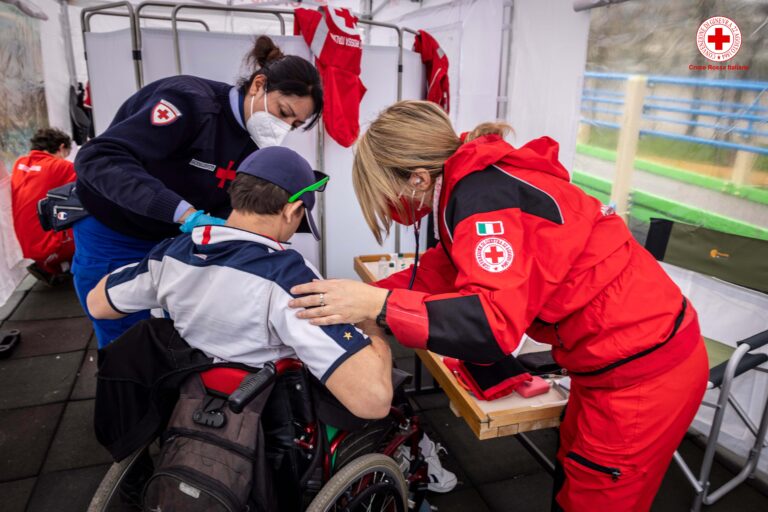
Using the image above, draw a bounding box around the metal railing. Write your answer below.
[81,2,142,89]
[581,71,768,156]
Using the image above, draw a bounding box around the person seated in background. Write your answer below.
[11,128,76,285]
[86,146,393,419]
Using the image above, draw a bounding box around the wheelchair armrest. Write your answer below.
[708,352,768,389]
[737,330,768,352]
[228,362,277,413]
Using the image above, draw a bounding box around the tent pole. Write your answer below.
[317,124,327,276]
[496,0,514,120]
[60,0,78,88]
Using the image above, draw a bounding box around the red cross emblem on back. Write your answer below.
[707,27,730,50]
[215,161,236,189]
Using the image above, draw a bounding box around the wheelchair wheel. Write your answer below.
[306,453,408,512]
[332,419,394,471]
[87,448,145,512]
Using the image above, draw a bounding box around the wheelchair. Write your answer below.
[88,359,430,512]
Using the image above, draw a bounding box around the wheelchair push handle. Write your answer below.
[228,362,277,413]
[737,329,768,352]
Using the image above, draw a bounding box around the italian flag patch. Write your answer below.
[476,221,504,236]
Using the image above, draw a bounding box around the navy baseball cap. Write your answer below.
[236,147,328,241]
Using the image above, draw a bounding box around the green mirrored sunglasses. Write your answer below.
[288,171,330,203]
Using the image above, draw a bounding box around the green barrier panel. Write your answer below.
[576,143,768,206]
[571,170,768,241]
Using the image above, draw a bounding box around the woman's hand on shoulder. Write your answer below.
[288,279,389,326]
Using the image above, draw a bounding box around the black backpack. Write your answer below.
[142,373,276,512]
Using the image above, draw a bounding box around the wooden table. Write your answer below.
[354,254,568,441]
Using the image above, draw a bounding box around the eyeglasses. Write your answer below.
[288,171,330,203]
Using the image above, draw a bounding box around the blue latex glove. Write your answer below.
[179,210,226,233]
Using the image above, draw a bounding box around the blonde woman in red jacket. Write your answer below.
[288,101,708,511]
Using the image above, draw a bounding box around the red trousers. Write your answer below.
[555,316,709,511]
[36,232,75,275]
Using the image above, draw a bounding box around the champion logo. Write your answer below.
[151,99,182,126]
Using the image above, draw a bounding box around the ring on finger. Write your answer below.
[319,293,325,307]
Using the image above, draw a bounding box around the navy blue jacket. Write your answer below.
[75,76,257,241]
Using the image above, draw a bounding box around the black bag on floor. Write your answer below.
[142,372,275,512]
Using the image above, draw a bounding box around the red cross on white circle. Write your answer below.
[707,27,730,51]
[475,237,514,273]
[697,17,741,62]
[484,246,504,264]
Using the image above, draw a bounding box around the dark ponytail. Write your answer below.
[239,35,323,130]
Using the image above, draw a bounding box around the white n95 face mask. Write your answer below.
[246,92,292,148]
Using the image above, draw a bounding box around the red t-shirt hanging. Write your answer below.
[413,30,450,113]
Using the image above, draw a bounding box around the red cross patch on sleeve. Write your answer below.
[151,99,182,126]
[475,237,515,273]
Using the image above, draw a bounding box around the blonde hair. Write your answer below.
[353,100,511,243]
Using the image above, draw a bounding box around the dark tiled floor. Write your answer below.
[0,278,766,512]
[9,281,86,322]
[3,317,93,358]
[0,403,65,481]
[26,464,110,512]
[0,477,37,512]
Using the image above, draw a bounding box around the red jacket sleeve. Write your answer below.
[373,244,457,294]
[386,207,571,363]
[53,159,76,185]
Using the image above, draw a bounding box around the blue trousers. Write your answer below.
[72,216,159,348]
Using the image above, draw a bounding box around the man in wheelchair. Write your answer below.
[88,146,394,418]
[86,147,425,510]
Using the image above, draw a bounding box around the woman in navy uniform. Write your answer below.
[74,36,322,347]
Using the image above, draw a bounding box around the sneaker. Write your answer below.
[26,263,55,287]
[419,434,457,493]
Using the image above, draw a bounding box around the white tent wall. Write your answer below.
[37,0,73,134]
[504,0,590,171]
[372,0,504,134]
[374,0,589,171]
